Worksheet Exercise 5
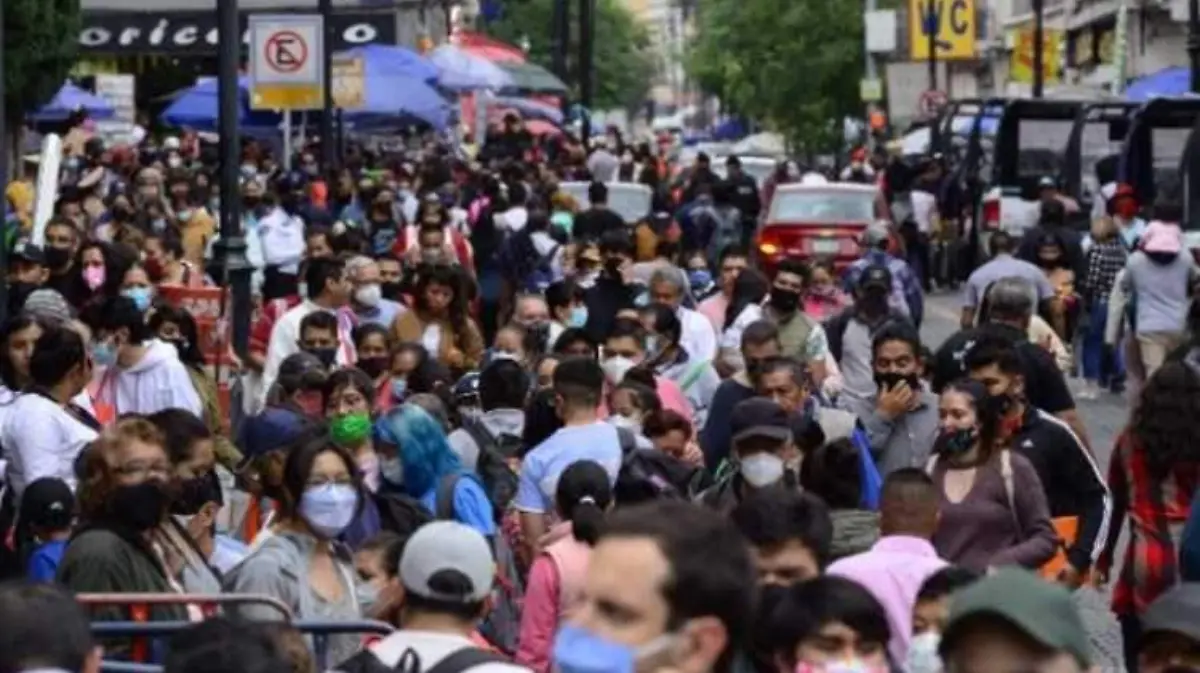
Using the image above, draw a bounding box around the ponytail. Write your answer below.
[568,495,605,545]
[555,460,614,547]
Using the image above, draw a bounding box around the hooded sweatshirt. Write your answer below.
[1125,246,1195,335]
[96,339,203,417]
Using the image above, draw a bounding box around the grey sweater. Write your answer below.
[930,450,1057,572]
[1121,250,1196,335]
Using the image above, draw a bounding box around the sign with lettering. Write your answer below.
[909,0,976,61]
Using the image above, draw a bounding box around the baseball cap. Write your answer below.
[863,221,891,247]
[20,477,74,530]
[1141,583,1200,643]
[858,263,892,291]
[730,398,792,445]
[276,352,328,393]
[941,568,1091,668]
[11,240,45,265]
[399,520,496,603]
[1038,175,1057,189]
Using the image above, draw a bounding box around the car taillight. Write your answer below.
[758,229,784,257]
[982,199,1001,231]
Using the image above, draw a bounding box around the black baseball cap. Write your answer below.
[858,263,892,291]
[731,398,792,444]
[11,240,45,266]
[20,477,74,530]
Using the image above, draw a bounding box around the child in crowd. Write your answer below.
[21,477,75,582]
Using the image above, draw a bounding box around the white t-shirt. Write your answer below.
[910,190,937,235]
[367,630,528,673]
[421,323,443,355]
[0,392,98,498]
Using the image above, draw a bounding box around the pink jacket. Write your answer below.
[515,523,592,673]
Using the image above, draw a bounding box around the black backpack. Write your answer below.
[614,428,712,505]
[333,644,509,673]
[460,417,522,519]
[372,491,435,538]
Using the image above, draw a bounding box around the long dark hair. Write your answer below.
[148,305,206,369]
[1132,361,1200,479]
[941,378,1004,463]
[725,268,769,330]
[413,263,470,336]
[0,315,43,391]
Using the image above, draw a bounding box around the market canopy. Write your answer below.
[31,82,116,122]
[1125,67,1193,102]
[336,44,439,85]
[490,95,563,125]
[429,44,514,92]
[497,61,568,95]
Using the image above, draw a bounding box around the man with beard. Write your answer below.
[826,264,913,403]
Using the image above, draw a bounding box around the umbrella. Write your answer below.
[731,132,785,156]
[31,82,116,122]
[1125,67,1193,102]
[339,53,452,130]
[160,76,281,131]
[490,95,563,125]
[525,120,561,137]
[429,44,514,91]
[498,62,568,95]
[337,44,439,84]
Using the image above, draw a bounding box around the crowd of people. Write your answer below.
[0,114,1199,673]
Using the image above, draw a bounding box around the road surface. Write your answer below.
[921,290,1127,672]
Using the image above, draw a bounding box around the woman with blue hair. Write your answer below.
[373,403,496,538]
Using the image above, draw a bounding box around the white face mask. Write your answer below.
[739,453,785,487]
[601,355,638,384]
[608,413,642,433]
[354,283,382,308]
[905,631,943,673]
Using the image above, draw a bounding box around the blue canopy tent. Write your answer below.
[490,96,563,125]
[160,76,281,131]
[31,82,116,122]
[428,44,514,91]
[337,44,439,84]
[1125,67,1193,102]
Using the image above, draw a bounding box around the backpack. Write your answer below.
[614,428,712,505]
[435,474,524,656]
[373,491,436,538]
[333,643,509,673]
[521,242,560,293]
[460,417,522,519]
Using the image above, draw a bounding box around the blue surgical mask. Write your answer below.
[568,305,589,328]
[552,624,676,673]
[356,582,380,616]
[688,269,713,290]
[91,341,117,368]
[380,456,404,486]
[122,286,154,312]
[390,377,407,402]
[298,483,359,538]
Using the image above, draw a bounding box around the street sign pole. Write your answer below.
[1033,0,1045,97]
[215,0,252,358]
[0,0,8,324]
[319,0,335,174]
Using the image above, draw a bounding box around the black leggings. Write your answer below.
[1120,613,1141,673]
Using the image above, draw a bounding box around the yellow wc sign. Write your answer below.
[909,0,977,61]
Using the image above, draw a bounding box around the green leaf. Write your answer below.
[4,0,82,128]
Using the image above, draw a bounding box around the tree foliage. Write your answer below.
[4,0,82,128]
[687,0,863,153]
[483,0,655,112]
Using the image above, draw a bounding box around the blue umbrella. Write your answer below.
[337,44,439,84]
[342,73,452,130]
[31,82,116,122]
[1125,67,1193,102]
[160,76,282,131]
[429,44,514,91]
[491,96,563,125]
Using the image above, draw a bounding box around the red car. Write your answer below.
[756,182,896,276]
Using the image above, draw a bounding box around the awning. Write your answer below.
[498,61,568,95]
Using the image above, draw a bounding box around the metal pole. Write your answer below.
[927,4,937,93]
[283,113,293,170]
[864,0,877,152]
[216,0,253,358]
[319,0,335,174]
[579,0,595,149]
[0,0,8,324]
[1190,0,1200,93]
[1033,0,1045,98]
[552,0,569,105]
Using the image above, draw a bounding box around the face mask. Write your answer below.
[390,377,408,402]
[568,305,589,328]
[299,483,359,538]
[354,283,382,308]
[91,341,117,368]
[858,288,889,314]
[934,427,978,456]
[356,582,380,616]
[44,246,71,270]
[172,471,223,516]
[381,281,404,300]
[905,632,943,673]
[603,257,625,280]
[307,347,338,368]
[688,269,713,291]
[645,336,660,357]
[602,356,638,384]
[177,209,193,222]
[166,155,183,168]
[122,286,154,312]
[82,265,106,291]
[796,660,885,673]
[380,456,404,486]
[331,411,372,446]
[241,164,258,178]
[151,218,168,234]
[770,286,800,313]
[107,481,169,531]
[552,623,676,673]
[740,452,785,487]
[874,371,920,391]
[357,356,389,379]
[609,414,642,434]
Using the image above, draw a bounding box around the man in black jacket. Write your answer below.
[723,156,761,242]
[965,334,1109,589]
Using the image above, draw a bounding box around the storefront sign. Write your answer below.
[78,11,395,55]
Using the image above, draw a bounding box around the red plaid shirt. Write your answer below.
[1098,431,1200,615]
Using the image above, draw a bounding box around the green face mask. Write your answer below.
[330,411,372,446]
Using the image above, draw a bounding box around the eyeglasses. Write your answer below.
[114,461,171,480]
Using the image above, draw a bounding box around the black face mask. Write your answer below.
[44,246,71,270]
[874,371,921,391]
[172,471,223,516]
[306,347,338,368]
[381,281,405,301]
[769,286,800,313]
[243,195,262,209]
[858,288,889,314]
[107,481,170,531]
[357,356,389,379]
[603,257,625,280]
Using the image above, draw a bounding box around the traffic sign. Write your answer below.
[909,0,976,61]
[249,14,325,111]
[918,89,948,117]
[332,55,365,109]
[859,78,883,103]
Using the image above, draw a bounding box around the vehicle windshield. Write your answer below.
[1153,126,1190,204]
[769,189,875,222]
[1079,122,1126,203]
[1017,119,1074,179]
[559,183,652,223]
